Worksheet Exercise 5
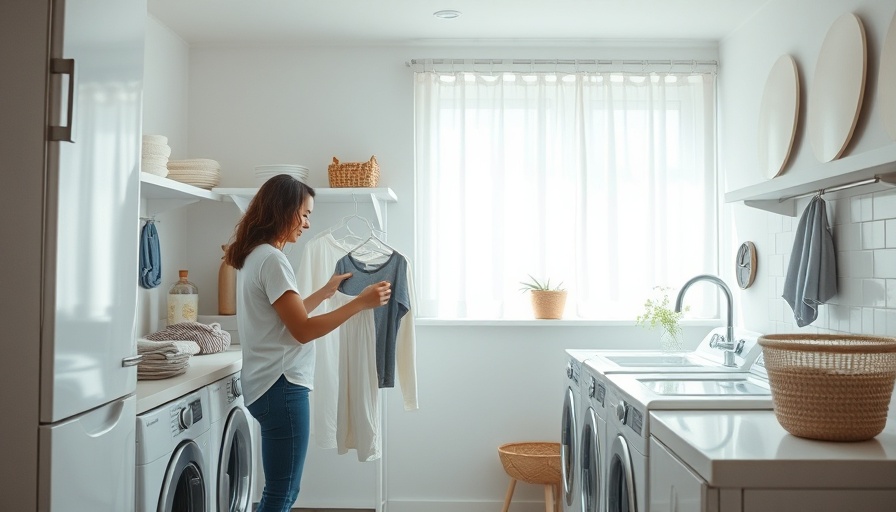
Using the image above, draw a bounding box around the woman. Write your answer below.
[224,174,391,512]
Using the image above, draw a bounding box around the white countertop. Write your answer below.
[650,410,896,489]
[136,345,242,414]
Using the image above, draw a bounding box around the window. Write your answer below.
[414,62,717,320]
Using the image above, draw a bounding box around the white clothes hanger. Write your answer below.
[349,228,394,258]
[310,193,373,245]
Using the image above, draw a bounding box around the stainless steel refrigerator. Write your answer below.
[0,0,145,509]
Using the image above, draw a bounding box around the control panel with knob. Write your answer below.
[616,401,628,423]
[171,397,203,435]
[178,406,194,429]
[229,375,243,401]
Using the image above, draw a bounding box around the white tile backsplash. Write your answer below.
[874,250,896,279]
[887,219,896,248]
[862,221,886,249]
[836,222,861,251]
[767,188,896,336]
[873,190,896,220]
[863,279,887,307]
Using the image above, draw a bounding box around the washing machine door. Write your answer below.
[160,441,207,512]
[580,407,602,512]
[218,407,253,512]
[561,386,578,508]
[607,434,636,512]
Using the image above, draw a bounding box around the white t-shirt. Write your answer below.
[237,244,314,406]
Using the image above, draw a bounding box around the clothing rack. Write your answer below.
[778,172,896,203]
[140,216,158,223]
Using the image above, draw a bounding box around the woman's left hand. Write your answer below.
[322,272,352,299]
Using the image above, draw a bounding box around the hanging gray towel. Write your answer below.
[139,221,162,289]
[782,195,837,327]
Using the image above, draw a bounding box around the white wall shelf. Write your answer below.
[140,172,222,216]
[724,144,896,216]
[213,187,398,229]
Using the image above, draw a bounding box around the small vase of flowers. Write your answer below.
[635,286,688,351]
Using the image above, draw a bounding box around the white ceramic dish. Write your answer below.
[807,12,867,163]
[758,54,799,180]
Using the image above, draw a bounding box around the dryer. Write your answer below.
[136,388,212,512]
[603,355,773,512]
[562,349,593,512]
[207,371,254,512]
[578,362,609,512]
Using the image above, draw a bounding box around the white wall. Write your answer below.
[719,0,896,336]
[139,16,192,335]
[142,1,896,508]
[142,31,721,511]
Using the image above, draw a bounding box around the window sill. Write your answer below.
[414,318,721,328]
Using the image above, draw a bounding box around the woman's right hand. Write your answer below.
[356,281,392,309]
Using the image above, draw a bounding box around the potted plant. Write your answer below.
[520,275,567,319]
[635,286,688,350]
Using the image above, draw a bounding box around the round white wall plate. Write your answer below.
[807,12,867,163]
[758,54,800,179]
[880,10,896,141]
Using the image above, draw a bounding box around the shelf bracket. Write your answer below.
[369,192,386,231]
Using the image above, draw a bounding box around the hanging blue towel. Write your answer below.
[140,221,162,289]
[782,195,837,327]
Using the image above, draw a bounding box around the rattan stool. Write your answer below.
[497,442,562,512]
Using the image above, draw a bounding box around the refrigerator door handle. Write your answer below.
[48,58,75,142]
[121,354,143,367]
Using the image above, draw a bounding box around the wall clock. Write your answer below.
[736,242,757,289]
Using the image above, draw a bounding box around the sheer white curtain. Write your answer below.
[414,67,717,319]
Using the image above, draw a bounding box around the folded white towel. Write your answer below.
[137,338,201,356]
[144,322,230,354]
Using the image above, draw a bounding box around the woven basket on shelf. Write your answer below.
[327,155,379,188]
[758,334,896,442]
[497,442,561,485]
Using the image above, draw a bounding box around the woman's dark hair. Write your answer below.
[224,174,315,269]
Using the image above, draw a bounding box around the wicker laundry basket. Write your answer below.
[327,155,379,187]
[498,442,561,485]
[498,442,561,512]
[758,334,896,441]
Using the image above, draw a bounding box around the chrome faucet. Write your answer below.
[675,274,738,367]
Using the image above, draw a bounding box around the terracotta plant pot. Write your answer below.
[530,290,567,319]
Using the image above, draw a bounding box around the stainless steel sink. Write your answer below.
[603,355,702,367]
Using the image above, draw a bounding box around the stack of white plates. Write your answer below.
[254,164,310,187]
[167,158,221,189]
[141,135,171,177]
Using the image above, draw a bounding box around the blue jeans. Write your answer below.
[246,374,310,512]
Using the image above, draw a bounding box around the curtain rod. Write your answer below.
[778,172,896,203]
[407,58,718,73]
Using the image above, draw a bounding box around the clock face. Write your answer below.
[736,242,757,289]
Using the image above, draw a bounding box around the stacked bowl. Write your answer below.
[254,164,309,187]
[141,135,171,176]
[166,158,221,189]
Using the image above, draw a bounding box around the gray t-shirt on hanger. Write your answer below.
[335,251,410,388]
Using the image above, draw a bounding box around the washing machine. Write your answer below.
[136,387,212,512]
[578,362,609,512]
[207,371,254,512]
[603,354,773,512]
[563,349,594,512]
